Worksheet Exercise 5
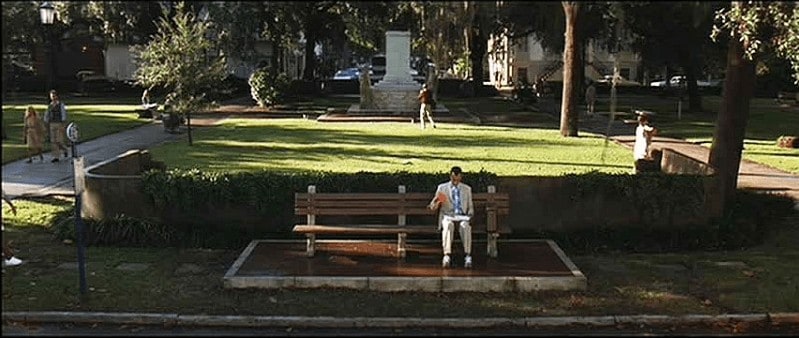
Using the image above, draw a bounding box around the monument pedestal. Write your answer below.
[371,82,420,112]
[351,30,428,114]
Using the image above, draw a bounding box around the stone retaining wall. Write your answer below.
[81,149,164,222]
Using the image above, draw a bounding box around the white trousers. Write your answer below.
[419,103,435,129]
[441,215,471,255]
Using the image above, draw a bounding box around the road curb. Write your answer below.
[3,312,795,329]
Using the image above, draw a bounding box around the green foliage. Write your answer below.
[533,178,796,254]
[713,189,797,249]
[142,168,498,212]
[248,67,289,107]
[53,213,177,248]
[135,168,498,248]
[132,2,227,116]
[565,171,706,228]
[712,2,799,84]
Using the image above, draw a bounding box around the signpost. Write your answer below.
[67,122,87,295]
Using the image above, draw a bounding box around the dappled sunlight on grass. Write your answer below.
[149,119,633,175]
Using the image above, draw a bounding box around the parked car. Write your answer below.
[650,75,722,88]
[650,76,683,87]
[332,67,361,80]
[595,74,641,86]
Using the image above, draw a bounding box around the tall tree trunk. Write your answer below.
[470,23,487,95]
[560,2,581,137]
[708,37,756,218]
[681,46,703,112]
[302,32,317,81]
[301,7,319,82]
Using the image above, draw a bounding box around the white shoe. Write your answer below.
[4,257,23,267]
[464,255,473,268]
[442,255,451,268]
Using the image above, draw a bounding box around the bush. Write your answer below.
[248,67,290,107]
[54,213,177,248]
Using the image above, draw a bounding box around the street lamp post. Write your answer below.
[39,1,56,92]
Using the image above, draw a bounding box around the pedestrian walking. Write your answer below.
[418,83,436,130]
[22,106,46,163]
[585,81,597,117]
[43,89,69,163]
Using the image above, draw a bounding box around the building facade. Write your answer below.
[487,32,642,87]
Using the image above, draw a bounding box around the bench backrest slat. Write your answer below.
[295,192,509,216]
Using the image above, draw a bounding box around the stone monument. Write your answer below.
[370,31,423,112]
[342,30,448,120]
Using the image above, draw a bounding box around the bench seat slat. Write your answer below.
[292,224,511,235]
[294,209,437,216]
[293,224,512,235]
[293,224,439,235]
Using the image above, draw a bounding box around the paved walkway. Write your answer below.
[2,121,181,198]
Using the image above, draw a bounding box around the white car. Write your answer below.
[651,75,722,88]
[650,76,683,87]
[596,74,641,86]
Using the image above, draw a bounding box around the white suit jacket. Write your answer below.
[433,181,473,224]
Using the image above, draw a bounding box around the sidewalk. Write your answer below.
[1,121,180,198]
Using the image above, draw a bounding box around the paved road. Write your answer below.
[4,313,798,336]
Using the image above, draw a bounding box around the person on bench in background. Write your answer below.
[428,166,474,268]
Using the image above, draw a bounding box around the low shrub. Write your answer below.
[249,67,290,107]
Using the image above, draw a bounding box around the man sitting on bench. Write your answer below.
[428,166,474,268]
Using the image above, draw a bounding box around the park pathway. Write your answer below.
[2,121,180,197]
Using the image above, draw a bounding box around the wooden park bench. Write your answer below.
[293,185,510,259]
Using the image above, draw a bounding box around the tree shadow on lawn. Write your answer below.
[205,122,600,150]
[177,143,632,172]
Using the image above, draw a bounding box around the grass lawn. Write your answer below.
[2,198,797,316]
[593,95,799,173]
[147,118,633,175]
[2,94,150,164]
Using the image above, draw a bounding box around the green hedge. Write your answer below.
[141,168,497,212]
[50,169,795,252]
[565,170,706,228]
